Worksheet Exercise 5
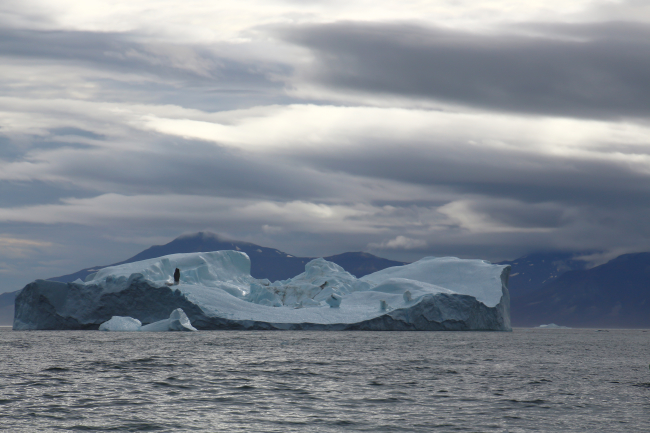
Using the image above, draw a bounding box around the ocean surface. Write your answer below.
[1,328,649,432]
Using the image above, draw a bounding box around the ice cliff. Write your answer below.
[13,251,511,331]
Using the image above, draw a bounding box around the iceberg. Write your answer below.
[538,323,571,329]
[13,250,511,331]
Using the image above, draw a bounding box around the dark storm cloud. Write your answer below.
[458,200,567,229]
[0,180,96,207]
[1,131,375,202]
[50,139,346,200]
[280,21,650,118]
[289,136,650,209]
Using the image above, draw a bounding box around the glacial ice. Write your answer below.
[13,250,511,331]
[98,309,197,332]
[360,256,506,308]
[140,308,197,332]
[99,316,142,331]
[538,323,571,329]
[325,294,342,308]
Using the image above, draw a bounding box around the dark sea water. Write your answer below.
[1,328,649,432]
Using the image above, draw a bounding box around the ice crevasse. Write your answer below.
[13,251,511,331]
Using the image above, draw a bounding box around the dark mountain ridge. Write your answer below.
[49,232,408,283]
[511,252,650,328]
[497,252,591,298]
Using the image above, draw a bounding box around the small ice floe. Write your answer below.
[99,316,142,331]
[141,308,197,332]
[538,323,571,329]
[98,308,196,332]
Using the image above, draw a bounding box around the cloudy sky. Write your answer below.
[2,0,650,292]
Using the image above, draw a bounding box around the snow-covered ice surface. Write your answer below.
[13,251,511,331]
[361,257,505,307]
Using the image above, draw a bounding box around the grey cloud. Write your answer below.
[6,15,650,292]
[291,138,650,209]
[50,127,106,140]
[0,135,22,160]
[7,118,650,274]
[280,21,650,118]
[0,28,290,110]
[460,200,568,229]
[271,131,650,251]
[587,0,650,22]
[0,180,96,207]
[0,132,93,163]
[0,28,243,79]
[1,131,397,202]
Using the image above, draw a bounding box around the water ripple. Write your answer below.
[1,328,649,431]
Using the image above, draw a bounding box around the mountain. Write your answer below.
[511,252,650,328]
[50,232,311,283]
[497,252,590,298]
[324,252,409,278]
[49,232,407,283]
